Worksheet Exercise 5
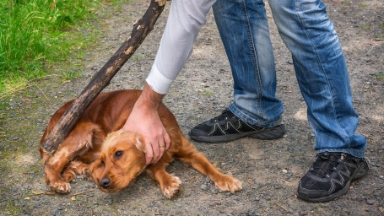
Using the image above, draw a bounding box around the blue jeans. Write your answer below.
[213,0,366,158]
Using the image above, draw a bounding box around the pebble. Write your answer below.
[200,184,208,191]
[366,199,375,205]
[107,199,113,205]
[205,176,211,183]
[210,188,217,194]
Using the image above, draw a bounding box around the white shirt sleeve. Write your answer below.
[146,0,217,94]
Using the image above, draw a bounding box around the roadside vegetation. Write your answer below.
[0,0,127,97]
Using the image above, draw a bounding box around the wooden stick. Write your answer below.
[40,0,167,155]
[71,188,95,196]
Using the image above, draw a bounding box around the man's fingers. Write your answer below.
[156,140,166,163]
[151,140,161,164]
[145,130,170,165]
[164,132,171,150]
[145,143,154,165]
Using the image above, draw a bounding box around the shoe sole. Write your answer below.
[189,124,286,143]
[297,180,352,202]
[297,160,370,202]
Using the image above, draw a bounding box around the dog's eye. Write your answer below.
[114,151,123,160]
[100,160,105,165]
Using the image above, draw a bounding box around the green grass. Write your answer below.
[60,70,82,81]
[375,72,384,80]
[360,23,370,30]
[0,0,127,96]
[134,54,144,61]
[6,202,21,216]
[204,90,213,96]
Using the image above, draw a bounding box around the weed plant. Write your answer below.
[0,0,125,95]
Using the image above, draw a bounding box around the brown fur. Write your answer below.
[40,90,242,198]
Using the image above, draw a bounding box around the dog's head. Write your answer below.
[88,129,147,193]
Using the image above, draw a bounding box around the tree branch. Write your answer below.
[41,0,167,155]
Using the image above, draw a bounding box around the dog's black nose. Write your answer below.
[100,178,110,188]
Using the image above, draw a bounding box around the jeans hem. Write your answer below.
[316,149,365,158]
[229,103,283,128]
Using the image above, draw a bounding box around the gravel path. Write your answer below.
[0,0,383,215]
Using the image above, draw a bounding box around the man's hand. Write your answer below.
[122,83,171,165]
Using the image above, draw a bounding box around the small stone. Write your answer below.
[205,176,211,183]
[210,188,217,194]
[366,199,375,205]
[200,184,208,191]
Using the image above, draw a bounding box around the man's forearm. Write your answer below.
[146,0,217,94]
[137,83,165,110]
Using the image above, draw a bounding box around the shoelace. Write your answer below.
[311,152,342,178]
[209,109,234,123]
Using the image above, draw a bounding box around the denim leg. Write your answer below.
[213,0,284,128]
[268,0,366,157]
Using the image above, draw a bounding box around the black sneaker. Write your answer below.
[297,152,370,202]
[188,109,286,143]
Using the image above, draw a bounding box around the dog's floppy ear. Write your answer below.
[134,133,147,153]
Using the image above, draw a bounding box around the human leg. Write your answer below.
[189,0,286,142]
[213,0,284,127]
[268,0,366,157]
[268,0,369,202]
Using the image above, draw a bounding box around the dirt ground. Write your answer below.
[0,0,383,215]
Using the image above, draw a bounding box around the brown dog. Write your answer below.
[40,90,242,198]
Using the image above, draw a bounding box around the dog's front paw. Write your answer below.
[214,175,242,193]
[62,169,76,182]
[50,181,71,194]
[161,175,182,198]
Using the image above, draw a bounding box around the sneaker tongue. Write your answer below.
[221,109,233,117]
[312,153,340,178]
[207,110,233,124]
[319,152,331,160]
[216,110,234,121]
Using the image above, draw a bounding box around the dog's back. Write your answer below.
[41,90,140,144]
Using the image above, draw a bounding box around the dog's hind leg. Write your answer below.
[146,165,182,198]
[176,136,242,193]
